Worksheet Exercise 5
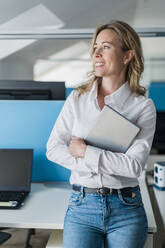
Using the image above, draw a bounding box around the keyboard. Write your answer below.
[0,191,26,202]
[0,191,28,208]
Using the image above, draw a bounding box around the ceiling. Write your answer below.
[0,0,165,81]
[0,0,165,29]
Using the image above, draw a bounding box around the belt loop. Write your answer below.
[80,185,85,198]
[117,189,122,198]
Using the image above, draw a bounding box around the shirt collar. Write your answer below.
[91,81,132,110]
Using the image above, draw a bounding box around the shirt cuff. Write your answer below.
[84,145,102,174]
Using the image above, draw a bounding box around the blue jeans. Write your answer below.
[63,186,148,248]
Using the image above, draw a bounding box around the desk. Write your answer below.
[147,172,165,248]
[0,180,156,247]
[147,173,165,227]
[0,182,70,229]
[146,154,165,227]
[153,188,165,227]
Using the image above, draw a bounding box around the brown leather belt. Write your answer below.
[72,185,139,197]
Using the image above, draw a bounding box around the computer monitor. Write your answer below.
[152,111,165,154]
[0,80,65,100]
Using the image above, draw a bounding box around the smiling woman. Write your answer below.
[46,20,156,248]
[92,29,132,100]
[77,20,145,97]
[93,29,128,78]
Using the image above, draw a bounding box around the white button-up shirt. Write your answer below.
[46,81,156,189]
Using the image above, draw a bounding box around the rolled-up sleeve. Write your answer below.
[84,98,156,178]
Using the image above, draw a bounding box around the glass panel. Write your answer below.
[0,39,92,88]
[141,37,165,88]
[0,37,165,89]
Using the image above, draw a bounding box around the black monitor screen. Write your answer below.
[0,80,65,100]
[152,111,165,154]
[0,149,33,191]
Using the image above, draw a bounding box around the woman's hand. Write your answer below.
[69,136,87,158]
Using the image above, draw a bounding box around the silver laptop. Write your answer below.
[0,149,33,209]
[85,105,140,153]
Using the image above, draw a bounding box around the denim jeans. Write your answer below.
[63,186,148,248]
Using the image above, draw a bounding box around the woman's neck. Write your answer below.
[99,76,126,97]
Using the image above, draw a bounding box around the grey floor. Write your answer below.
[1,228,52,248]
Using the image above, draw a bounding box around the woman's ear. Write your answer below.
[123,50,135,65]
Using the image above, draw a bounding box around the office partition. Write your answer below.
[0,100,70,182]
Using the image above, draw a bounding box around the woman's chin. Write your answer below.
[94,71,104,77]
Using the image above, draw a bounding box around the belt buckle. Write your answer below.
[97,187,105,195]
[97,187,113,195]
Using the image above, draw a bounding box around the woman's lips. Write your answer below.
[95,62,105,68]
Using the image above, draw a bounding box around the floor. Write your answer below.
[1,228,51,248]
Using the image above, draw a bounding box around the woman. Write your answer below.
[46,20,156,248]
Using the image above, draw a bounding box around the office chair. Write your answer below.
[0,231,11,245]
[0,229,34,248]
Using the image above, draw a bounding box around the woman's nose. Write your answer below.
[94,48,102,57]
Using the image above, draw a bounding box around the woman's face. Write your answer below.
[92,29,127,79]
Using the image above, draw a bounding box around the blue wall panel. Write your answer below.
[65,87,74,98]
[148,82,165,110]
[0,100,70,182]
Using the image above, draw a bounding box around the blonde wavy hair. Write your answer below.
[77,20,146,96]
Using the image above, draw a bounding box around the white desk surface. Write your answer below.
[146,154,165,228]
[153,187,165,227]
[139,174,157,233]
[0,182,71,229]
[0,179,156,233]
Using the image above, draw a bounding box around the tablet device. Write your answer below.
[85,105,140,153]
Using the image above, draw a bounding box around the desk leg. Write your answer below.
[25,229,35,248]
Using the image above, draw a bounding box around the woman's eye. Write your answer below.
[103,45,110,49]
[93,47,97,51]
